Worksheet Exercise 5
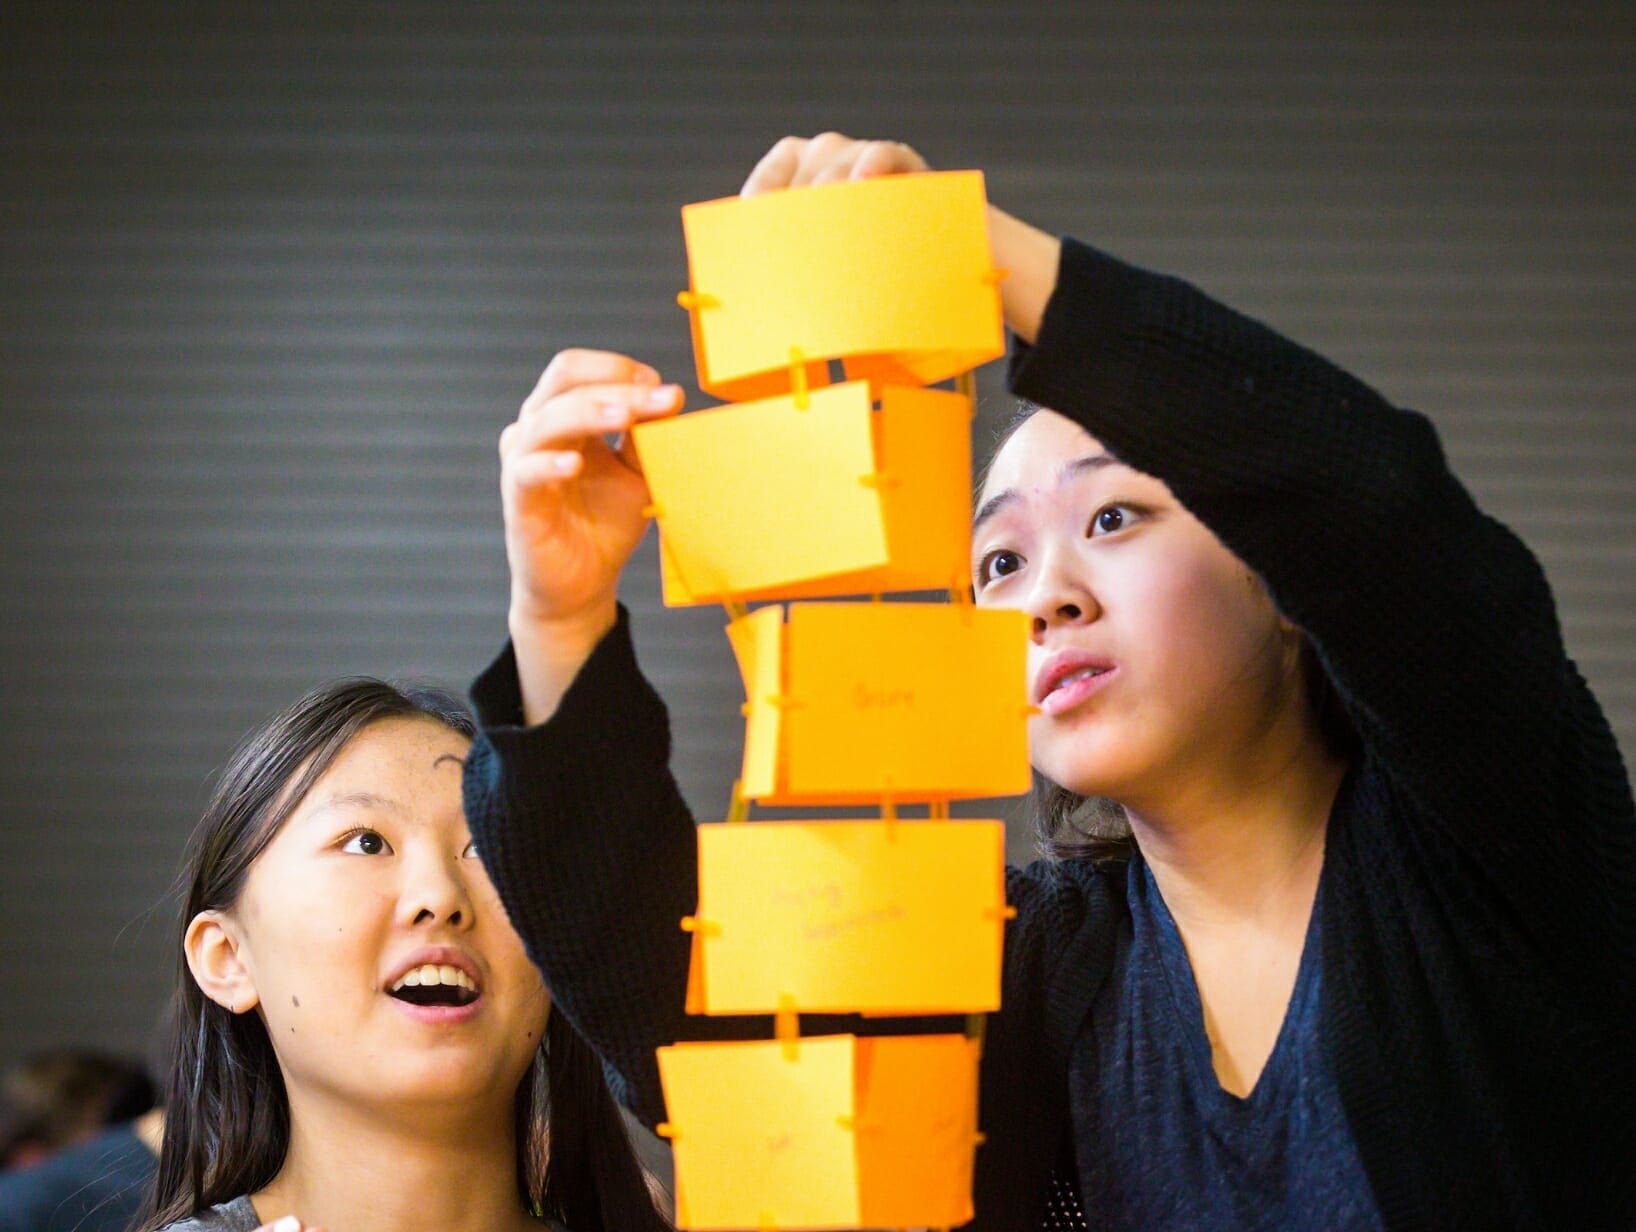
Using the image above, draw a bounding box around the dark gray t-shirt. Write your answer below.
[157,1196,261,1231]
[158,1196,572,1231]
[1074,856,1383,1230]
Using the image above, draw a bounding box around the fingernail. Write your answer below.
[647,385,676,409]
[633,366,660,385]
[601,402,628,426]
[272,1217,301,1232]
[551,453,578,474]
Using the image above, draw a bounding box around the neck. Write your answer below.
[255,1088,534,1232]
[1123,727,1349,936]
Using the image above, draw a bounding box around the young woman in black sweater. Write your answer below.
[465,134,1635,1231]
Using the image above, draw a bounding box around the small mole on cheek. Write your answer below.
[292,996,300,1008]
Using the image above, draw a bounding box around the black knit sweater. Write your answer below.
[465,238,1636,1232]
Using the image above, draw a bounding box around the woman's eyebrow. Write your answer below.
[972,452,1118,535]
[306,791,405,820]
[972,488,1018,535]
[1060,451,1118,483]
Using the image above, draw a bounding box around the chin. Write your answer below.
[387,1046,528,1096]
[1035,739,1139,802]
[378,1069,521,1111]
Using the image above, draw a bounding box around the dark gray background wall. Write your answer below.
[2,2,1630,1068]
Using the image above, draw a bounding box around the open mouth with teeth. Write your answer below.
[1051,666,1108,693]
[388,964,479,1008]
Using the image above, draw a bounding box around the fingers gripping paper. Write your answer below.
[679,172,1006,401]
[657,1035,980,1230]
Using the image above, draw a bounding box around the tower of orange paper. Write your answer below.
[632,173,1031,1232]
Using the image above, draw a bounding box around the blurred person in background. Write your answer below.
[0,1049,162,1231]
[0,1050,155,1171]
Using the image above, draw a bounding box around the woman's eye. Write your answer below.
[1089,505,1135,537]
[977,549,1025,588]
[461,838,478,859]
[340,830,391,856]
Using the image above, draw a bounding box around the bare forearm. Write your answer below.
[987,205,1062,345]
[508,596,618,726]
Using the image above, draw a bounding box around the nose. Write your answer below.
[399,847,476,930]
[1022,541,1100,638]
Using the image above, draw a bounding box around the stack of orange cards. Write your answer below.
[635,172,1030,1230]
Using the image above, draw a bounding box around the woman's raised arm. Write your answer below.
[500,348,681,723]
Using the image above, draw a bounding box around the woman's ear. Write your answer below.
[184,910,260,1014]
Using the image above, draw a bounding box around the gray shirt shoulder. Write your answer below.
[157,1194,571,1231]
[157,1195,262,1232]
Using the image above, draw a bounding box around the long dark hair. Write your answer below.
[981,403,1359,864]
[143,678,669,1232]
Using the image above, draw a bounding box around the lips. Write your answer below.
[1033,649,1116,717]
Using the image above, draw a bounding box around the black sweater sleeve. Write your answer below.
[461,610,1022,1124]
[1008,239,1635,940]
[463,609,763,1125]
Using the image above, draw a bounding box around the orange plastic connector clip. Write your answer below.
[726,779,749,825]
[789,347,810,409]
[676,290,720,312]
[680,915,722,937]
[775,994,800,1061]
[966,1012,988,1060]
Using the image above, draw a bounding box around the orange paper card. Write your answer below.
[686,819,1006,1015]
[679,171,1005,402]
[634,381,972,606]
[726,602,1031,805]
[657,1034,979,1230]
